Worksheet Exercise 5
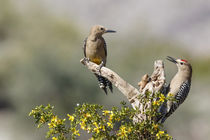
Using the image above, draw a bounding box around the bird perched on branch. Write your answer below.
[83,25,116,94]
[158,56,192,123]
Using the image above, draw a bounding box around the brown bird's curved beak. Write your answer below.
[105,29,116,33]
[166,56,177,64]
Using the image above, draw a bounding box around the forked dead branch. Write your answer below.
[80,58,166,123]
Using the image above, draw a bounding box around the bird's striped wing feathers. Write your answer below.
[167,80,191,117]
[176,80,191,104]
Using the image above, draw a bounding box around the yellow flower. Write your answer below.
[57,119,64,125]
[93,127,100,134]
[52,137,58,140]
[102,125,105,131]
[159,94,165,103]
[48,122,55,128]
[103,110,111,115]
[109,112,114,121]
[80,121,86,130]
[48,116,58,128]
[84,113,91,118]
[81,118,86,123]
[159,131,164,134]
[81,125,85,130]
[67,114,74,122]
[152,123,159,130]
[40,116,45,123]
[72,128,80,136]
[156,131,164,139]
[29,110,35,116]
[93,122,98,127]
[107,122,113,128]
[99,125,106,131]
[86,126,91,132]
[152,101,160,106]
[51,116,58,123]
[117,126,128,138]
[120,126,126,131]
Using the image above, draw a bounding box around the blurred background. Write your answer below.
[0,0,210,139]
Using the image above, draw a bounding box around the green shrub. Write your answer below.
[29,92,173,140]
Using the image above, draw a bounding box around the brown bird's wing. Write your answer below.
[83,37,87,57]
[103,38,107,57]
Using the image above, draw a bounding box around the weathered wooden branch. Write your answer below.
[80,58,140,100]
[80,58,166,123]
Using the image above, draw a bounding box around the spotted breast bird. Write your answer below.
[83,25,116,94]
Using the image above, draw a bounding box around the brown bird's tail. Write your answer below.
[94,74,113,94]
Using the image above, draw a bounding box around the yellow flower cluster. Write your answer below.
[102,110,112,116]
[80,118,91,131]
[93,127,100,134]
[159,94,165,103]
[117,125,130,138]
[93,122,100,134]
[67,114,74,122]
[28,110,35,116]
[80,121,86,130]
[100,125,105,131]
[153,93,166,107]
[107,122,113,128]
[52,137,58,140]
[77,112,92,131]
[156,131,164,139]
[152,123,159,130]
[92,122,106,134]
[152,101,160,106]
[109,111,114,121]
[84,113,91,118]
[72,128,80,136]
[40,116,45,123]
[156,130,171,139]
[48,116,65,128]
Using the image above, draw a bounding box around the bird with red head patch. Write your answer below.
[158,56,192,123]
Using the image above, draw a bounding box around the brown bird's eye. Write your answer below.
[180,62,183,65]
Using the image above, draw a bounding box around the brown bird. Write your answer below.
[83,25,116,94]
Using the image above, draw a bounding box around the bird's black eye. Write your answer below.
[100,27,104,30]
[180,62,183,65]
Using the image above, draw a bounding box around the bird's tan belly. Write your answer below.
[169,77,184,96]
[86,44,106,65]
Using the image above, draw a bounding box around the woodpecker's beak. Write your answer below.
[166,56,177,64]
[105,29,116,33]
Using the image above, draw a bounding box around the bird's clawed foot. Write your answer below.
[96,61,104,75]
[84,57,90,63]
